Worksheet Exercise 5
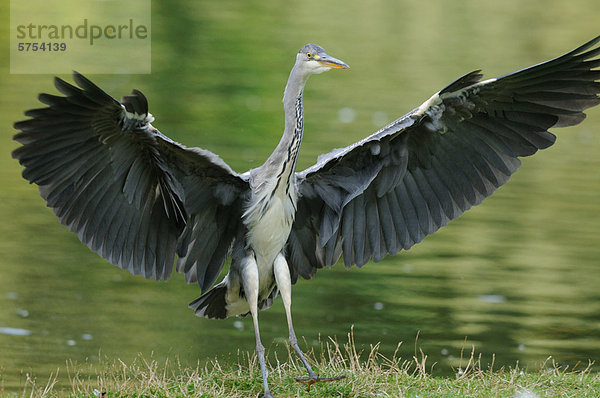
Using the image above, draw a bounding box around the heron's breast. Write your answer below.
[246,192,296,262]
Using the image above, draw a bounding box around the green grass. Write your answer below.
[4,333,600,397]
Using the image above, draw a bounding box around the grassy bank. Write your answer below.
[4,334,599,397]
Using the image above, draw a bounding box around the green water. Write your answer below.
[1,0,600,392]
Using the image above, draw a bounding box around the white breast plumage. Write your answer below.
[243,177,297,268]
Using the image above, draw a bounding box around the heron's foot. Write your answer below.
[260,393,275,398]
[294,373,347,392]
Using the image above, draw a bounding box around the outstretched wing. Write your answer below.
[13,72,249,290]
[286,36,600,282]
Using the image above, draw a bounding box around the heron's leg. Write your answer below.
[241,254,273,398]
[273,254,316,377]
[273,254,346,390]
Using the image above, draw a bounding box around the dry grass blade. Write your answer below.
[4,333,600,397]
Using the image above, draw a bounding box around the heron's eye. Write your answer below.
[306,52,312,59]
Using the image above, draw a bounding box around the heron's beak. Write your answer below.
[316,54,350,69]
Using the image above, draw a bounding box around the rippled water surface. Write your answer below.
[1,0,600,392]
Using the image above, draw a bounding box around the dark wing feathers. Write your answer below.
[286,36,600,281]
[13,72,248,289]
[440,69,484,94]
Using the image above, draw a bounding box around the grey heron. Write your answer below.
[12,38,600,397]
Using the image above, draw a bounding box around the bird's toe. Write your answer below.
[294,374,347,391]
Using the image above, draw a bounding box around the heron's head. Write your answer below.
[296,43,349,75]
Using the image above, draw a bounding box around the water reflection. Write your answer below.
[0,327,31,337]
[1,0,600,392]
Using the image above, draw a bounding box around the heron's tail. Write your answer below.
[189,282,228,319]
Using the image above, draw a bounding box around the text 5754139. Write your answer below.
[18,42,67,51]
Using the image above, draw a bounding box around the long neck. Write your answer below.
[283,64,307,140]
[261,63,309,188]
